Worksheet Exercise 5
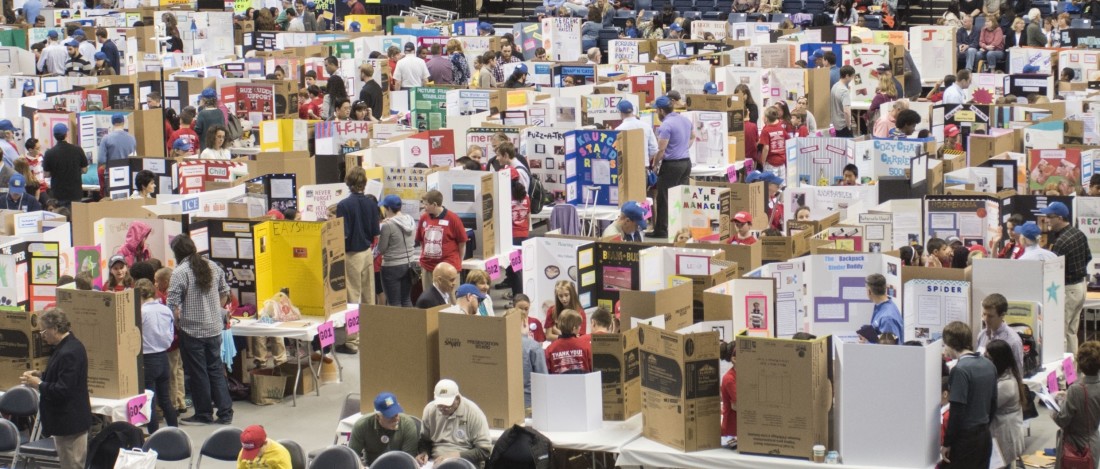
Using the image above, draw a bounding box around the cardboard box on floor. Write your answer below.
[638,324,721,452]
[737,333,831,460]
[619,282,693,331]
[253,219,347,317]
[360,305,444,415]
[438,313,524,429]
[591,328,641,421]
[55,286,142,399]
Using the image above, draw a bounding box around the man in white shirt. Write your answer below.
[1014,221,1056,260]
[442,284,484,315]
[37,31,68,75]
[614,100,658,166]
[942,69,971,105]
[393,42,430,90]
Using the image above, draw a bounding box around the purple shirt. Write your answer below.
[657,112,693,161]
[427,55,454,84]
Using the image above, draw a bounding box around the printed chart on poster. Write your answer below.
[902,279,970,344]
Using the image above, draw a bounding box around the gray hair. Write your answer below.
[39,308,71,334]
[1028,8,1040,20]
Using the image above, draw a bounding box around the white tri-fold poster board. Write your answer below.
[902,279,971,345]
[972,257,1066,364]
[703,277,777,337]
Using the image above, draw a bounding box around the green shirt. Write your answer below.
[348,412,419,465]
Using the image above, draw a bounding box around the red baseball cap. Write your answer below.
[733,211,752,224]
[240,425,267,460]
[944,124,960,138]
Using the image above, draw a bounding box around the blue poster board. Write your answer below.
[564,130,622,206]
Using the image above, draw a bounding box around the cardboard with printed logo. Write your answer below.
[252,219,347,317]
[0,309,54,361]
[438,313,524,429]
[360,305,443,415]
[55,286,142,399]
[590,328,641,421]
[638,324,721,452]
[736,333,832,459]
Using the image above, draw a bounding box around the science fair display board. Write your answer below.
[745,258,808,338]
[923,196,1001,248]
[785,185,879,224]
[702,277,777,337]
[576,241,648,310]
[790,137,854,187]
[972,257,1066,364]
[563,129,645,208]
[522,236,591,317]
[802,253,902,339]
[253,219,347,317]
[522,127,570,202]
[667,185,732,244]
[191,218,262,308]
[427,169,512,261]
[902,279,971,344]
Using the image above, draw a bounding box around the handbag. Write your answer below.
[400,227,421,283]
[1061,384,1095,469]
[113,448,157,469]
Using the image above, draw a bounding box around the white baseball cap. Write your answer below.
[433,379,460,407]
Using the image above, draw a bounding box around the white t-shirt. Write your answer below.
[942,84,968,105]
[199,148,232,160]
[616,116,659,165]
[393,55,430,89]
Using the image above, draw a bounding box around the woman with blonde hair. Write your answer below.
[544,280,586,340]
[867,75,898,126]
[447,39,471,86]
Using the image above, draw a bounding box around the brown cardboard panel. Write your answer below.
[638,324,721,452]
[619,282,694,331]
[0,309,53,360]
[438,313,524,429]
[71,198,155,247]
[968,132,1016,168]
[55,287,142,399]
[360,305,443,414]
[737,334,831,459]
[590,328,641,421]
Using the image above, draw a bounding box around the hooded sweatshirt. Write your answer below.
[377,213,416,267]
[117,221,151,266]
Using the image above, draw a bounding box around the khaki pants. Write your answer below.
[167,348,185,410]
[55,432,88,469]
[1066,280,1087,354]
[249,337,287,366]
[346,250,371,305]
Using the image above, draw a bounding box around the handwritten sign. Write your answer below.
[485,257,501,281]
[127,394,148,426]
[727,165,738,183]
[1048,370,1059,393]
[318,321,335,348]
[1065,357,1078,385]
[346,310,360,335]
[509,250,523,272]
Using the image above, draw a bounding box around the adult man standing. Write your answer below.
[1015,222,1056,260]
[334,167,378,354]
[22,0,42,31]
[95,28,120,75]
[394,42,430,90]
[415,262,458,309]
[21,308,91,469]
[426,44,454,84]
[167,235,233,425]
[417,379,492,466]
[940,321,997,468]
[349,393,420,465]
[866,273,904,342]
[831,65,855,137]
[72,30,96,67]
[650,95,694,240]
[63,39,93,77]
[96,113,136,195]
[1041,201,1091,353]
[415,190,468,293]
[824,50,840,88]
[942,69,971,105]
[614,100,658,166]
[37,31,67,75]
[42,123,88,207]
[977,293,1025,371]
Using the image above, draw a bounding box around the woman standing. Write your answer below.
[985,340,1026,468]
[868,76,898,127]
[794,96,817,133]
[1053,340,1100,469]
[199,125,232,160]
[734,84,759,124]
[447,39,470,86]
[376,195,415,307]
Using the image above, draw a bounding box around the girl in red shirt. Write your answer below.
[720,341,737,438]
[759,107,788,178]
[105,255,133,292]
[545,280,587,340]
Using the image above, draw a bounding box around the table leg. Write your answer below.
[331,348,344,383]
[308,341,323,396]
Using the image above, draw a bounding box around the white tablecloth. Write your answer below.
[92,390,155,424]
[615,437,885,469]
[531,205,622,223]
[230,306,354,341]
[462,248,520,273]
[690,163,743,179]
[1024,353,1076,395]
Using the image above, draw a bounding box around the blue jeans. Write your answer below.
[985,50,1005,71]
[381,264,413,307]
[180,332,233,422]
[143,351,177,433]
[958,47,978,71]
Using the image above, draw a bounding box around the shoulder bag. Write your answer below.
[1062,383,1095,469]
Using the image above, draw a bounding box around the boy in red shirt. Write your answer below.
[758,107,788,180]
[167,107,199,155]
[415,189,468,292]
[743,119,760,169]
[729,211,757,245]
[545,310,592,374]
[791,111,810,137]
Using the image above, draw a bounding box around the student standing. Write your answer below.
[831,66,855,137]
[941,321,997,468]
[415,189,468,294]
[1053,341,1100,469]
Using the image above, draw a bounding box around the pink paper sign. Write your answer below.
[318,321,335,348]
[346,309,360,335]
[1048,370,1059,393]
[509,250,523,272]
[127,394,148,426]
[1065,357,1078,385]
[727,165,738,183]
[486,257,501,281]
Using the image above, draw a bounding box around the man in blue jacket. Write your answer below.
[866,273,904,342]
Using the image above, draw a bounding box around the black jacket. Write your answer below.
[415,286,447,309]
[40,334,92,437]
[487,425,552,469]
[359,81,384,120]
[1005,29,1027,48]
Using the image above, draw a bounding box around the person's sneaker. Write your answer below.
[215,416,233,425]
[335,345,358,355]
[310,351,334,364]
[180,416,213,426]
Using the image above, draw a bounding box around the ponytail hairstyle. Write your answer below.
[171,235,213,291]
[720,340,736,363]
[135,278,157,301]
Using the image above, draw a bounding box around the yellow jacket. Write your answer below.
[237,440,292,469]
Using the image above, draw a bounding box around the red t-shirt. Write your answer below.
[544,334,592,374]
[721,368,737,437]
[512,197,530,238]
[527,317,546,342]
[168,128,199,154]
[796,124,809,137]
[544,305,588,336]
[730,235,758,245]
[760,122,787,167]
[743,121,759,166]
[415,208,468,273]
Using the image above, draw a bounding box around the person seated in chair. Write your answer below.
[237,425,292,469]
[349,392,420,465]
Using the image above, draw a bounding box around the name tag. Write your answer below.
[440,220,449,226]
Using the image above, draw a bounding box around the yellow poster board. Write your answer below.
[253,219,348,317]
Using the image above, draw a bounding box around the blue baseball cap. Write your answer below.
[94,51,107,61]
[669,23,682,32]
[621,201,647,230]
[456,283,486,300]
[306,1,315,7]
[812,49,824,59]
[653,95,672,110]
[477,21,493,32]
[72,29,85,37]
[1013,221,1042,241]
[59,10,69,18]
[64,39,79,47]
[1039,201,1070,219]
[1022,65,1040,73]
[46,30,58,39]
[173,138,192,152]
[373,392,403,419]
[616,100,634,113]
[516,63,528,74]
[22,81,33,91]
[349,21,361,32]
[703,82,718,94]
[381,194,402,211]
[52,123,67,135]
[201,87,217,99]
[8,174,24,195]
[111,113,125,124]
[0,120,15,132]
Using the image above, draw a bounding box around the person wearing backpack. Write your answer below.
[193,87,226,151]
[1054,341,1100,469]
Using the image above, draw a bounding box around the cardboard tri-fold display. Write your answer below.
[638,324,721,452]
[253,219,347,317]
[737,333,831,460]
[55,286,142,399]
[591,328,641,421]
[360,305,444,415]
[438,313,524,429]
[0,308,52,389]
